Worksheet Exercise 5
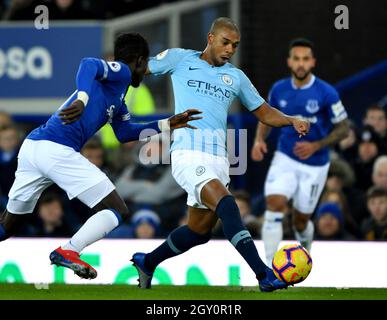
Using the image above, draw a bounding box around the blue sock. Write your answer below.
[216,195,267,280]
[0,224,7,241]
[145,225,211,272]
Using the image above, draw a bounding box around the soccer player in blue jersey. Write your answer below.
[131,18,310,292]
[251,38,350,264]
[0,33,200,279]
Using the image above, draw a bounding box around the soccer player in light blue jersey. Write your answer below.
[251,38,350,265]
[132,18,310,292]
[0,33,200,279]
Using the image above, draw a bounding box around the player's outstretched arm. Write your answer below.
[112,109,202,143]
[253,102,310,136]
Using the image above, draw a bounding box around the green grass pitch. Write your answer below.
[0,284,387,300]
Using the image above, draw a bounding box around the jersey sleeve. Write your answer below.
[237,70,265,111]
[324,86,348,124]
[148,48,188,75]
[110,103,160,143]
[76,58,131,96]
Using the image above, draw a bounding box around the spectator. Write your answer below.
[30,192,75,237]
[336,120,358,163]
[350,125,383,191]
[114,133,186,233]
[314,202,356,240]
[131,208,161,239]
[325,158,367,232]
[363,105,387,150]
[319,188,359,238]
[361,186,387,240]
[372,155,387,189]
[0,125,21,205]
[213,190,262,238]
[0,111,13,130]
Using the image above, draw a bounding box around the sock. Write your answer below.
[0,224,6,241]
[62,209,122,253]
[216,195,267,280]
[145,225,210,272]
[262,210,284,265]
[294,220,314,253]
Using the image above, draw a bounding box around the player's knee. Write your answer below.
[266,196,287,213]
[118,205,130,222]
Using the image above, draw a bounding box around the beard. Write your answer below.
[291,68,312,81]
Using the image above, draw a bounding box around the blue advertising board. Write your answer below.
[0,25,102,98]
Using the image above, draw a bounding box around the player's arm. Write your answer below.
[293,118,350,160]
[293,91,349,160]
[60,58,130,124]
[111,108,202,143]
[253,102,309,133]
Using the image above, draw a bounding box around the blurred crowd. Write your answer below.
[0,103,387,241]
[0,0,182,20]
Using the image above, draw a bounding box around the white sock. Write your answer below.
[262,211,284,266]
[62,209,120,253]
[294,220,314,253]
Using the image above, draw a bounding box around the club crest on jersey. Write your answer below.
[221,74,233,86]
[305,99,320,113]
[196,166,206,176]
[107,105,115,123]
[156,49,168,60]
[108,62,121,72]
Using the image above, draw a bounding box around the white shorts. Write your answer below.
[264,151,330,214]
[7,139,115,214]
[171,150,230,209]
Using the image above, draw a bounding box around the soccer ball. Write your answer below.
[272,244,312,285]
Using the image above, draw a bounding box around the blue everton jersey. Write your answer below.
[269,75,348,166]
[28,58,132,152]
[148,48,265,156]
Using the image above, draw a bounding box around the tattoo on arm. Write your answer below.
[317,119,350,149]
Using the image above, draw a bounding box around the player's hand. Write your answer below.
[59,99,85,125]
[251,140,268,161]
[168,109,202,130]
[293,141,321,160]
[291,118,310,137]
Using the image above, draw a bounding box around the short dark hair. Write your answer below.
[365,105,386,117]
[289,38,314,55]
[367,186,387,201]
[114,33,149,64]
[38,192,62,207]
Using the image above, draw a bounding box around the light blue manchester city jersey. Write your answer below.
[148,48,265,156]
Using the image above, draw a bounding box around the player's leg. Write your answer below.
[60,189,129,253]
[261,152,297,264]
[262,194,289,265]
[39,141,127,278]
[201,180,268,279]
[0,209,31,241]
[0,139,53,241]
[132,206,216,288]
[292,162,330,252]
[292,209,314,252]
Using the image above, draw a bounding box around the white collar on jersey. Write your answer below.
[291,74,316,90]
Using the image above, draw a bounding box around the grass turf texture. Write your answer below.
[0,284,386,300]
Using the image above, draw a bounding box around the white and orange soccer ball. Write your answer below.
[272,244,313,285]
